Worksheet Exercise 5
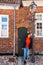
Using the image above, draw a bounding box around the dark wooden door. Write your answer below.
[18,27,27,56]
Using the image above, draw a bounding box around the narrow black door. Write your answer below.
[18,27,27,56]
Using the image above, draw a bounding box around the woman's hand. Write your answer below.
[22,48,24,50]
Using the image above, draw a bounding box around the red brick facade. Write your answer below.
[0,6,43,54]
[0,9,14,53]
[15,7,43,54]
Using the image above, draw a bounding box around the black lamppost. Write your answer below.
[29,0,37,63]
[20,0,23,8]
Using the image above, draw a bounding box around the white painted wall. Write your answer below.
[0,3,20,10]
[23,1,43,6]
[0,1,43,10]
[0,0,43,10]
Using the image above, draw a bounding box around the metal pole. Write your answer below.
[32,0,34,2]
[29,0,37,63]
[31,15,35,63]
[13,10,16,56]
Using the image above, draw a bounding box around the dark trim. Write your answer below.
[34,53,43,55]
[30,53,43,56]
[15,53,19,56]
[0,53,43,56]
[0,53,13,56]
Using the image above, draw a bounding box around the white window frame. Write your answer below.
[0,15,9,38]
[35,13,43,37]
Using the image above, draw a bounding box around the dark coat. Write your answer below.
[22,37,32,49]
[29,37,32,49]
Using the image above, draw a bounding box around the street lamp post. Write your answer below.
[29,0,37,63]
[19,0,37,63]
[31,15,35,63]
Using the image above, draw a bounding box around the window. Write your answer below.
[36,14,42,20]
[2,25,7,29]
[2,17,7,22]
[35,13,43,37]
[0,15,9,38]
[36,23,42,36]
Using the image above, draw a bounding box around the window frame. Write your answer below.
[35,13,43,37]
[0,15,9,38]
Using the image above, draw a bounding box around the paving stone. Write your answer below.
[7,62,14,65]
[17,57,23,65]
[0,55,42,65]
[1,62,6,65]
[0,63,1,65]
[9,57,16,62]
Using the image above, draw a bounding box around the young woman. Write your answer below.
[23,32,32,64]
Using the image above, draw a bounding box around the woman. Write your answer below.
[23,32,32,64]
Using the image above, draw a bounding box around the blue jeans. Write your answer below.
[24,48,30,62]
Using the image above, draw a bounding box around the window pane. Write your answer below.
[37,23,42,29]
[39,29,42,36]
[2,25,7,29]
[2,17,7,22]
[37,30,39,36]
[37,26,39,29]
[37,23,40,29]
[37,23,39,25]
[1,30,7,36]
[40,23,42,29]
[36,14,42,21]
[37,29,42,36]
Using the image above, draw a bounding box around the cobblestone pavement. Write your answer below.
[0,55,43,65]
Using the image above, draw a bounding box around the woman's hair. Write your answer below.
[26,32,30,37]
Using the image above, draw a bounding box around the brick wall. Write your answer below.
[0,9,14,53]
[16,7,43,53]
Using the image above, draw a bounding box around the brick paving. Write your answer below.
[26,55,43,65]
[0,55,43,65]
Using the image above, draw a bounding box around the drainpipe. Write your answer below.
[13,9,16,56]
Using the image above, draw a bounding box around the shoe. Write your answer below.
[24,61,26,64]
